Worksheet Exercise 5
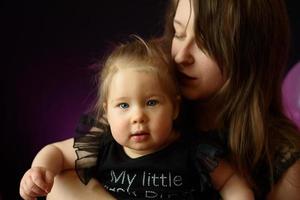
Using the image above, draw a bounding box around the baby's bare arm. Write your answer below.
[20,138,76,199]
[31,139,76,174]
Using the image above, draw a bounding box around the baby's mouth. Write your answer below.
[131,131,149,136]
[130,131,149,142]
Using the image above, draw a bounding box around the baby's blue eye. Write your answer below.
[147,100,158,106]
[118,103,129,109]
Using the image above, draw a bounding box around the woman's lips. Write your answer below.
[178,72,197,85]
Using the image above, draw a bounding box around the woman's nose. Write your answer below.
[174,39,195,66]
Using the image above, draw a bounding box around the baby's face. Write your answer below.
[104,67,178,158]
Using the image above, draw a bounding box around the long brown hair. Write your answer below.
[163,0,300,188]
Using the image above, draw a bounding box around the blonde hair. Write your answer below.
[95,36,179,120]
[163,0,300,189]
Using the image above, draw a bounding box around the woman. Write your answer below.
[47,0,300,199]
[165,0,300,199]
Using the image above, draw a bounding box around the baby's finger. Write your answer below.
[31,171,49,193]
[20,184,37,200]
[23,178,46,197]
[30,183,48,196]
[44,170,55,192]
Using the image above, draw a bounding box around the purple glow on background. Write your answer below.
[16,52,98,153]
[282,61,300,129]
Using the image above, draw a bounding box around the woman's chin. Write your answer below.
[181,89,214,103]
[181,92,201,101]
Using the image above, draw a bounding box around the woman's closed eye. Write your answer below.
[174,32,186,40]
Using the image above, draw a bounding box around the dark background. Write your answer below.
[1,1,299,199]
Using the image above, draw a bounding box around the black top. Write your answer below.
[74,114,224,199]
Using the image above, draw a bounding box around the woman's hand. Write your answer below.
[267,160,300,200]
[19,167,54,200]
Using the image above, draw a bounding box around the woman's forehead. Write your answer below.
[173,0,194,28]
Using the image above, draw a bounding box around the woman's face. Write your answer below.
[171,0,225,101]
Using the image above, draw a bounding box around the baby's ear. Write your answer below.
[173,95,181,120]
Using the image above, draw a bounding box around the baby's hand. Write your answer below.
[19,167,54,200]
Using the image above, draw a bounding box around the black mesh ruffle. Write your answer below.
[191,133,226,194]
[195,143,224,173]
[73,114,110,185]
